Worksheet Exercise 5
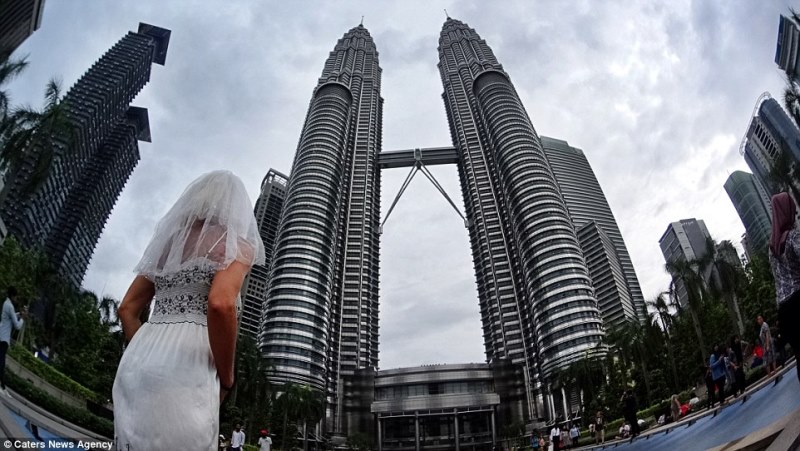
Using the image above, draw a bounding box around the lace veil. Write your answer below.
[134,170,266,279]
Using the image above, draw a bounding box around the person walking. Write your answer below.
[230,424,245,451]
[709,345,727,407]
[569,424,579,448]
[670,394,681,423]
[549,424,561,451]
[757,315,777,376]
[112,171,266,450]
[257,429,272,451]
[768,192,800,383]
[730,336,748,394]
[621,390,640,437]
[0,286,25,396]
[594,411,605,444]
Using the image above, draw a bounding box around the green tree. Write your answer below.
[645,293,680,392]
[0,54,28,127]
[665,257,709,363]
[0,79,76,202]
[707,240,746,336]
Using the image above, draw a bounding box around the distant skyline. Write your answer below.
[4,1,794,370]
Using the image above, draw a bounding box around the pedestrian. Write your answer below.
[0,286,25,396]
[230,423,245,451]
[621,390,640,437]
[730,335,748,394]
[561,428,570,449]
[709,345,727,407]
[112,171,266,449]
[670,394,681,422]
[757,315,777,376]
[258,429,272,451]
[594,411,605,444]
[549,424,561,451]
[531,433,539,450]
[768,192,800,383]
[569,424,579,448]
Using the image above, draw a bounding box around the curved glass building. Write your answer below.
[437,18,605,403]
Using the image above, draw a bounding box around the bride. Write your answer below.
[113,170,265,450]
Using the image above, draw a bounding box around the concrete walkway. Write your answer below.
[581,362,800,451]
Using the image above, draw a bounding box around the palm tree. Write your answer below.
[296,384,324,451]
[0,79,76,203]
[707,240,745,336]
[665,257,709,363]
[0,55,28,122]
[646,292,680,391]
[607,321,652,406]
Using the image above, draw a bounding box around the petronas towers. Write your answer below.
[261,18,625,428]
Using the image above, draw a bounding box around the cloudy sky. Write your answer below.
[5,1,795,369]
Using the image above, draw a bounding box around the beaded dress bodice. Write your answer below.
[149,260,222,326]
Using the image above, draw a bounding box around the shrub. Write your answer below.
[6,371,113,437]
[8,345,104,403]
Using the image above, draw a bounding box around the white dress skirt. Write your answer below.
[113,261,228,450]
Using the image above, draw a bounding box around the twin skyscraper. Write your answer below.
[256,18,645,433]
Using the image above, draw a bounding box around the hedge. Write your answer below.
[8,345,104,404]
[6,371,113,438]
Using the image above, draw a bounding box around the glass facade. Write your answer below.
[724,171,772,258]
[541,136,645,327]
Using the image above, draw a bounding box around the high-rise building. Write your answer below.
[0,23,170,287]
[541,136,646,327]
[724,171,772,258]
[260,24,383,425]
[740,93,800,197]
[239,169,288,339]
[659,218,712,307]
[262,18,607,432]
[0,0,45,57]
[437,18,604,415]
[776,14,800,78]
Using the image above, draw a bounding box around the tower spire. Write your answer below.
[444,9,450,19]
[360,15,364,26]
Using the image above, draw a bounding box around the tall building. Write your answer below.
[261,24,383,427]
[437,18,604,414]
[262,18,607,433]
[0,0,45,56]
[724,171,772,258]
[776,14,800,78]
[0,23,170,286]
[239,169,288,339]
[659,218,712,307]
[740,93,800,197]
[541,136,646,327]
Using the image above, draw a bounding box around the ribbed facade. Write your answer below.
[437,19,604,387]
[541,136,645,326]
[239,169,288,339]
[741,94,800,197]
[659,218,712,308]
[261,24,383,416]
[0,0,45,57]
[776,15,800,78]
[576,222,635,328]
[0,23,169,287]
[724,170,772,258]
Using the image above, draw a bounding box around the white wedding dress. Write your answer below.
[113,259,233,450]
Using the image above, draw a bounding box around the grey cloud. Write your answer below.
[7,0,797,369]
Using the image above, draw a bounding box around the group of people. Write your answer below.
[529,423,581,450]
[704,335,749,408]
[219,425,272,451]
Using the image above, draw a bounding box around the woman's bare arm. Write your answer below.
[118,275,156,343]
[207,260,249,391]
